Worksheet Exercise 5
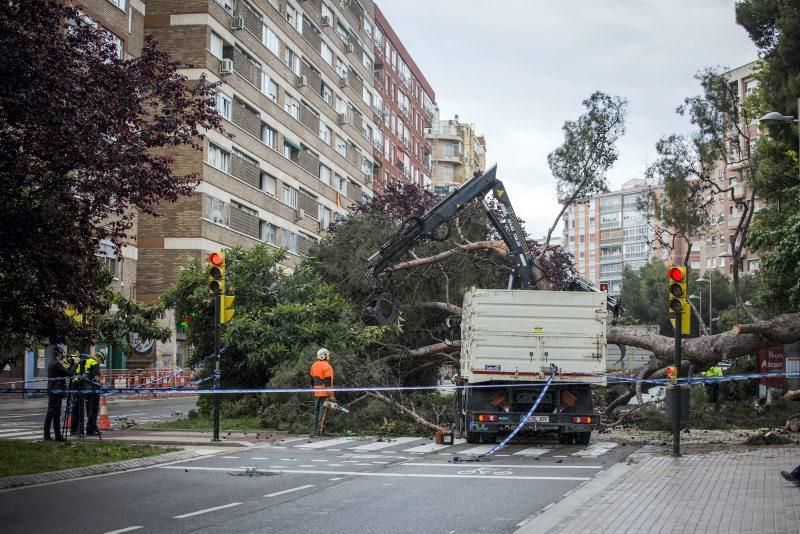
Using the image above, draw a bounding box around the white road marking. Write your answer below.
[104,526,143,534]
[250,457,270,460]
[514,448,552,457]
[11,435,42,440]
[280,458,298,461]
[0,428,35,434]
[401,463,602,469]
[553,455,568,458]
[0,430,40,438]
[572,442,618,457]
[372,461,390,464]
[329,464,346,467]
[403,439,466,454]
[162,466,591,481]
[264,484,315,498]
[221,456,239,459]
[356,463,372,466]
[311,459,328,462]
[458,445,497,455]
[343,460,359,463]
[299,465,314,468]
[173,502,242,519]
[349,437,419,451]
[329,477,345,481]
[295,437,366,449]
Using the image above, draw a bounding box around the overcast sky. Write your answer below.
[378,0,758,238]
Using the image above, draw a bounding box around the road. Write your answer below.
[0,429,636,533]
[0,396,199,440]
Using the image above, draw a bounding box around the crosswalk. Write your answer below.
[279,435,619,459]
[0,413,43,441]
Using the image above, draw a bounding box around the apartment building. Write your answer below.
[562,179,658,295]
[427,113,486,194]
[371,5,436,193]
[697,61,763,277]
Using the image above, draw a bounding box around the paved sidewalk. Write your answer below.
[525,445,800,533]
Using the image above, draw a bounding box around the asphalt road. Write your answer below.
[0,432,637,533]
[0,396,199,440]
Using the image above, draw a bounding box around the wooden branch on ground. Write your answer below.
[600,399,659,428]
[367,391,446,433]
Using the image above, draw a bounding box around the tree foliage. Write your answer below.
[0,0,222,348]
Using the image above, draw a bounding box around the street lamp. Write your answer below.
[759,98,800,177]
[689,294,702,333]
[696,277,711,334]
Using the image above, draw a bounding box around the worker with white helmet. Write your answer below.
[310,348,335,436]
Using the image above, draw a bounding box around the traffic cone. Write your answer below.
[98,395,111,431]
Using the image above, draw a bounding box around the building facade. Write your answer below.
[371,5,436,193]
[562,179,658,295]
[427,113,486,194]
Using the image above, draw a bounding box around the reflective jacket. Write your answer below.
[701,366,723,378]
[310,360,334,397]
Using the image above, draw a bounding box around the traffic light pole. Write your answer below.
[673,311,682,458]
[212,294,221,443]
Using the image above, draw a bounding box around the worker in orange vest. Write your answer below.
[310,348,334,436]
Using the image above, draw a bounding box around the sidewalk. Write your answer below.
[522,445,800,533]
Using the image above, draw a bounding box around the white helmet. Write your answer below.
[316,348,330,360]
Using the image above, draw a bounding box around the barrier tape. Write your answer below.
[3,370,799,396]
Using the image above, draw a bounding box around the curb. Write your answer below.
[0,449,203,490]
[103,438,254,448]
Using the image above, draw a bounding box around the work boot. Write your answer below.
[780,471,800,487]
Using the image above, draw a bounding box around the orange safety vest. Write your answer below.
[310,360,334,397]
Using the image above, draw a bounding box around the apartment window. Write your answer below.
[284,95,299,120]
[260,72,277,102]
[362,51,372,71]
[260,221,277,245]
[213,92,231,120]
[319,164,332,186]
[280,228,298,253]
[319,122,331,143]
[442,164,454,182]
[361,122,371,141]
[335,97,348,116]
[97,240,117,276]
[232,200,257,217]
[321,3,333,23]
[318,205,332,228]
[320,42,333,65]
[210,32,224,59]
[334,135,346,156]
[362,85,372,107]
[262,26,280,56]
[261,123,276,148]
[362,19,373,38]
[260,173,276,196]
[208,143,230,172]
[336,23,349,42]
[361,155,371,175]
[282,184,298,208]
[335,57,347,79]
[107,0,126,10]
[214,0,234,14]
[286,3,302,33]
[284,48,301,76]
[283,140,300,163]
[321,83,332,105]
[335,174,347,194]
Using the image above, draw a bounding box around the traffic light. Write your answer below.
[208,252,225,294]
[220,295,236,324]
[666,365,678,385]
[599,282,609,292]
[667,266,690,335]
[178,315,190,330]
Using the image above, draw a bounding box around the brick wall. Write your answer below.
[229,206,260,238]
[298,149,321,177]
[81,0,145,56]
[137,249,201,303]
[146,25,206,68]
[232,97,261,138]
[299,103,321,134]
[230,153,260,188]
[298,189,318,216]
[233,47,261,87]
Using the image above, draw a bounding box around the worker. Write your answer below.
[43,351,78,441]
[701,364,723,405]
[310,348,335,436]
[83,351,105,436]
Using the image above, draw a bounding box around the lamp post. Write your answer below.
[689,294,702,334]
[696,277,711,334]
[759,99,800,178]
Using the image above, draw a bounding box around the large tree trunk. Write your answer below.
[367,391,446,433]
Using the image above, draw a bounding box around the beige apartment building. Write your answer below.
[426,113,486,194]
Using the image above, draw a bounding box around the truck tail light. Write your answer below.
[572,416,593,424]
[474,414,498,422]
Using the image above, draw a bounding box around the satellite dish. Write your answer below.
[210,210,224,224]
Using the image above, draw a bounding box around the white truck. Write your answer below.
[454,289,607,444]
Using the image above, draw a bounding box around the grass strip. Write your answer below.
[0,440,171,477]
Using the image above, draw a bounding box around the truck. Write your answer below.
[365,165,617,444]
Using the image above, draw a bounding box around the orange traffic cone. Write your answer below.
[98,395,111,431]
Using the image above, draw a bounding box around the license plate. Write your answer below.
[531,416,549,423]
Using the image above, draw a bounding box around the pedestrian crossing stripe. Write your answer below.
[349,437,420,451]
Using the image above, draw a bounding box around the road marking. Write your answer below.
[104,526,143,534]
[281,458,298,461]
[514,448,552,457]
[161,466,591,481]
[174,502,242,519]
[0,430,40,438]
[459,445,496,455]
[299,464,314,468]
[329,477,345,481]
[372,461,390,464]
[295,437,366,449]
[403,439,466,454]
[572,442,618,457]
[329,464,346,467]
[401,463,602,469]
[221,456,239,459]
[250,457,270,460]
[11,435,42,440]
[356,463,372,466]
[311,459,328,462]
[275,437,310,444]
[264,484,315,498]
[349,437,419,451]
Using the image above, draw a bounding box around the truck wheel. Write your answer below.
[558,431,573,445]
[575,431,591,445]
[466,432,481,444]
[481,433,497,444]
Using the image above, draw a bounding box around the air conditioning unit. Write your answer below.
[321,16,331,27]
[295,208,306,221]
[338,113,348,125]
[231,16,244,30]
[345,42,354,53]
[339,75,348,88]
[220,58,234,75]
[296,75,308,87]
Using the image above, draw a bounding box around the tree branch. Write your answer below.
[390,241,507,272]
[367,391,446,433]
[403,302,463,315]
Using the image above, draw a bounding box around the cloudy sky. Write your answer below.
[378,0,758,238]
